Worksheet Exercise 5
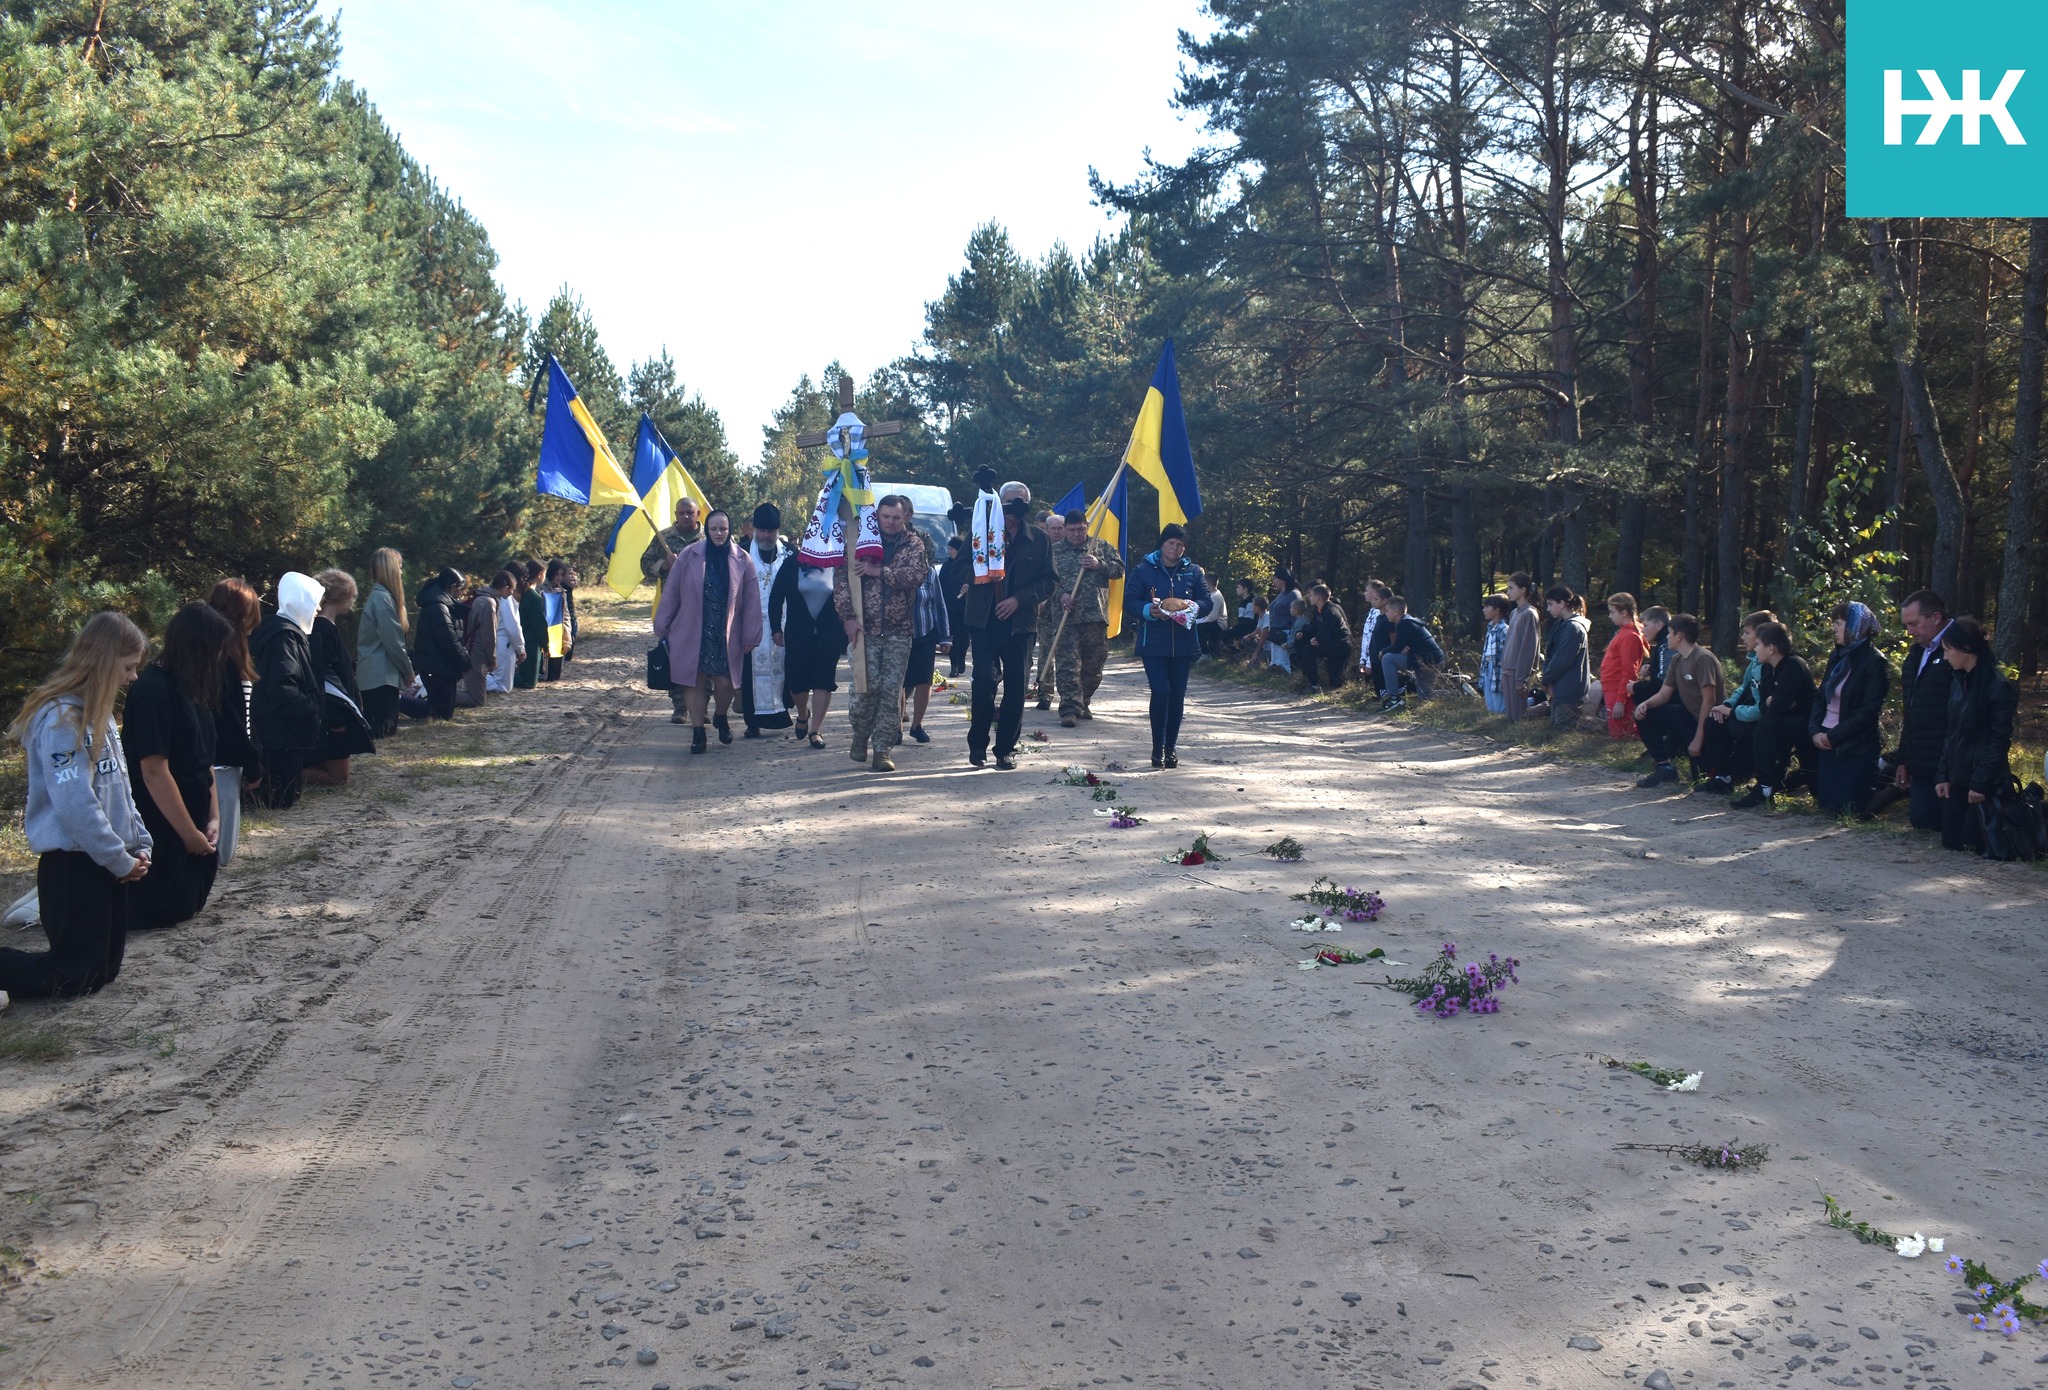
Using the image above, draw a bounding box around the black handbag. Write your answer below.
[1974,779,2047,862]
[647,639,671,691]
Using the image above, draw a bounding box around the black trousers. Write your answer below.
[1751,714,1813,790]
[1638,703,1698,766]
[423,672,458,720]
[968,625,1034,758]
[255,747,305,810]
[1698,717,1756,783]
[1142,652,1195,750]
[0,851,128,998]
[130,840,219,930]
[362,684,400,738]
[1939,792,1982,852]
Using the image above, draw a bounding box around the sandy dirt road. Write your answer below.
[2,615,2045,1390]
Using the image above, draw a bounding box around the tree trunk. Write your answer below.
[1561,483,1588,594]
[1714,11,1754,649]
[1684,204,1721,616]
[1784,168,1825,574]
[1997,219,2048,664]
[1867,219,1965,598]
[1616,0,1662,602]
[1452,487,1481,636]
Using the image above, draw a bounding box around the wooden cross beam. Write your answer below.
[793,374,906,449]
[793,374,906,697]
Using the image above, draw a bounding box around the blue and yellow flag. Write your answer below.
[604,415,711,598]
[537,357,640,510]
[1098,469,1129,639]
[1125,339,1202,528]
[542,590,568,659]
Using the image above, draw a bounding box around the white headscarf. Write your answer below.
[277,571,322,636]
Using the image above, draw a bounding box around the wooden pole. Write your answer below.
[1033,448,1133,687]
[842,489,870,697]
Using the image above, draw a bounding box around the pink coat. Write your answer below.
[654,541,763,688]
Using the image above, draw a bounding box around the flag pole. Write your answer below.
[1033,441,1133,688]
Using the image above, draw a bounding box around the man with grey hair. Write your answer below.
[963,481,1055,769]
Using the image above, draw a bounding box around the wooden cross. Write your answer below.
[794,374,905,697]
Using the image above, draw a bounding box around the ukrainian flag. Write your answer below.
[603,415,711,599]
[536,357,640,509]
[1125,339,1202,528]
[1050,481,1086,520]
[1098,469,1129,639]
[543,590,568,659]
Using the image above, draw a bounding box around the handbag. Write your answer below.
[647,638,671,691]
[1973,778,2045,861]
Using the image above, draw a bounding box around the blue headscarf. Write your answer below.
[1840,601,1879,647]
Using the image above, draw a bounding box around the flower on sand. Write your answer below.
[1927,1237,1943,1253]
[2039,1257,2048,1281]
[1945,1253,1967,1276]
[1666,1073,1702,1093]
[1894,1233,1926,1259]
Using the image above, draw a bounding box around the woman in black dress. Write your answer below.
[126,602,235,929]
[770,553,848,748]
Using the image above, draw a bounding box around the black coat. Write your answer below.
[249,615,322,753]
[1298,602,1352,660]
[964,522,1056,632]
[1757,654,1816,723]
[1808,641,1890,755]
[1891,639,1956,775]
[1937,664,2018,794]
[411,579,471,679]
[311,615,362,707]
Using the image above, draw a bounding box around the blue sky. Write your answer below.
[321,0,1210,454]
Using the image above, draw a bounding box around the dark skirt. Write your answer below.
[903,636,940,691]
[781,603,847,695]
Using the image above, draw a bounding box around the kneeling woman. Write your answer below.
[1,612,152,998]
[654,510,763,754]
[127,601,236,928]
[1126,523,1217,769]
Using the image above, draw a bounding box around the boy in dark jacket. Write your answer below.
[1732,622,1816,809]
[1295,583,1352,692]
[1377,596,1445,711]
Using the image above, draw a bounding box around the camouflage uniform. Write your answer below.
[1049,536,1125,717]
[641,524,700,583]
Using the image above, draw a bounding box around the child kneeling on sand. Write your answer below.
[0,612,153,998]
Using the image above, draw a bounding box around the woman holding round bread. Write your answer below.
[1125,523,1217,769]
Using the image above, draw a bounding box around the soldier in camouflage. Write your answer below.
[1050,508,1126,725]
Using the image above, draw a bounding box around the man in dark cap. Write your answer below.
[738,502,793,737]
[963,480,1055,769]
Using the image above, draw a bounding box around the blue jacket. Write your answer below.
[1126,551,1216,659]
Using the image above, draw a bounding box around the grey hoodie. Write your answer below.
[22,696,152,877]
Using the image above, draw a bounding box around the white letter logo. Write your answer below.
[1884,69,2027,145]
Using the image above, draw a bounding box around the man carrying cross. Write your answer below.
[835,494,928,773]
[964,479,1055,769]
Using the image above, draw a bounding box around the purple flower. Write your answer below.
[2039,1258,2048,1281]
[1975,1282,1996,1299]
[1947,1254,1967,1276]
[1970,1312,1990,1331]
[1442,942,1457,958]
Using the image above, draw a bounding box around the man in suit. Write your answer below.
[964,481,1056,770]
[1879,589,1955,828]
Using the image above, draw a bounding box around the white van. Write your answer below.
[873,482,958,564]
